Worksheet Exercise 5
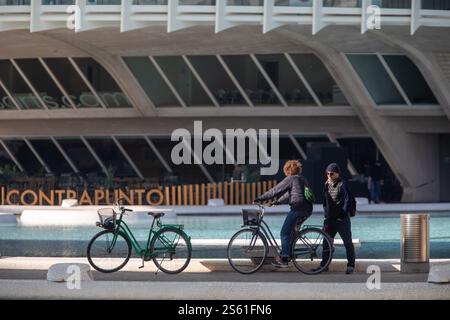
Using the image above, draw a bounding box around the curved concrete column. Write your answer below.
[34,31,157,117]
[275,26,440,202]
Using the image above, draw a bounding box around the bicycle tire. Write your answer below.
[87,229,132,273]
[291,227,333,275]
[227,228,268,275]
[150,228,192,274]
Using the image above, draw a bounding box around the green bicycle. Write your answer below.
[87,199,192,274]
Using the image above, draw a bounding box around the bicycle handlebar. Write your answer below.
[113,199,134,214]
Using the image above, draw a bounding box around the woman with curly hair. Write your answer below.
[254,160,312,268]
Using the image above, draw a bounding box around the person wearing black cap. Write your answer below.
[318,163,356,274]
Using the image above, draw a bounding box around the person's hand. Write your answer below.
[253,198,261,205]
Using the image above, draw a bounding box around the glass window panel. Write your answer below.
[3,139,44,175]
[44,58,101,109]
[86,0,121,4]
[41,1,75,4]
[56,137,102,175]
[116,137,168,179]
[337,138,377,174]
[28,139,73,174]
[188,55,246,107]
[421,0,450,10]
[151,137,209,184]
[85,137,136,178]
[275,0,313,6]
[0,143,16,169]
[290,54,348,106]
[372,0,411,8]
[199,138,234,182]
[15,59,68,110]
[347,54,406,105]
[295,136,330,153]
[123,57,181,107]
[323,0,361,7]
[279,137,303,160]
[132,0,168,4]
[221,55,282,106]
[0,60,42,110]
[256,54,316,106]
[0,1,31,4]
[73,58,132,108]
[0,84,16,110]
[227,0,264,5]
[383,55,438,105]
[179,0,215,4]
[153,56,214,107]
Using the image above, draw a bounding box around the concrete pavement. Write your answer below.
[0,279,449,300]
[0,257,449,300]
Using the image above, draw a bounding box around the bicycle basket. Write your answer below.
[96,208,117,230]
[242,209,261,226]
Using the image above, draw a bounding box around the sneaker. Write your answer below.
[346,266,355,274]
[271,257,289,269]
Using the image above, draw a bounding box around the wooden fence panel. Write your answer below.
[189,185,193,205]
[177,185,182,206]
[230,182,234,205]
[165,186,170,206]
[201,184,205,205]
[195,184,199,206]
[218,182,223,201]
[163,181,277,206]
[224,182,228,205]
[251,182,256,202]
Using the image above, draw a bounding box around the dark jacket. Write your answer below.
[256,175,312,213]
[323,178,351,220]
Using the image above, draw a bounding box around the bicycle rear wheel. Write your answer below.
[291,227,333,275]
[227,228,268,275]
[150,228,192,274]
[87,229,131,273]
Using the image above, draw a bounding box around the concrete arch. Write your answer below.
[275,26,440,202]
[32,31,157,117]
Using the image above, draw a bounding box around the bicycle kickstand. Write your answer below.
[139,257,145,269]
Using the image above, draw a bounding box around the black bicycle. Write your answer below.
[227,203,333,275]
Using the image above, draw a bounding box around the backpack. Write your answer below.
[304,186,316,204]
[347,186,357,217]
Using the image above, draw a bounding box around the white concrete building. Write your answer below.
[0,0,449,203]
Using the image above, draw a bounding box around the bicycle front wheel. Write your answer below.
[87,229,131,273]
[291,227,333,275]
[227,228,268,275]
[150,228,192,274]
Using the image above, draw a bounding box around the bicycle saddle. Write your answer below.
[147,211,165,219]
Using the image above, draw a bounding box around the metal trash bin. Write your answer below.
[400,214,430,273]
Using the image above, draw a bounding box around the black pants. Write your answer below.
[321,217,355,267]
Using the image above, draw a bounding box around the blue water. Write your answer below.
[0,213,449,258]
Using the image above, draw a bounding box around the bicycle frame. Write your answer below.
[245,205,322,253]
[107,211,188,259]
[245,205,281,252]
